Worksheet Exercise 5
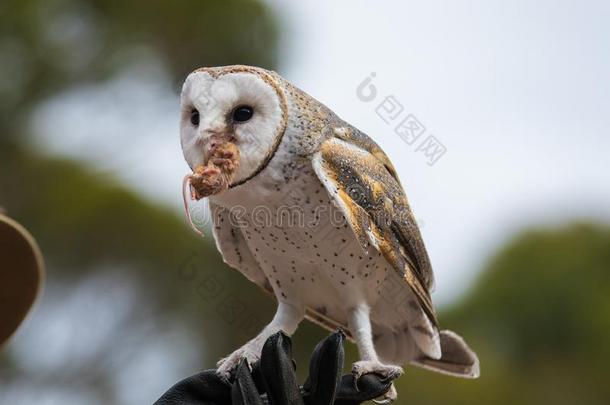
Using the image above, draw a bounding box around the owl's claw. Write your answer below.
[216,345,260,380]
[352,360,403,381]
[351,360,403,402]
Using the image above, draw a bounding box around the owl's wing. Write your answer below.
[312,128,437,326]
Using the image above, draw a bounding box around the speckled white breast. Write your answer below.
[224,163,403,327]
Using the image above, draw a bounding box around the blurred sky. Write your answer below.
[31,0,610,304]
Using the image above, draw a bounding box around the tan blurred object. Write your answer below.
[0,214,44,347]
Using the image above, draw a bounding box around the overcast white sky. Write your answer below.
[32,0,610,304]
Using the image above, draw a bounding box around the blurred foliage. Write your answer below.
[0,0,280,366]
[0,0,279,402]
[398,223,610,405]
[0,0,279,135]
[0,137,278,402]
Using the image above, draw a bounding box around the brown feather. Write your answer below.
[314,136,438,326]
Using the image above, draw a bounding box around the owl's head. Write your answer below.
[180,65,288,191]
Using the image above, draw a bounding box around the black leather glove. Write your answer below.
[155,330,397,405]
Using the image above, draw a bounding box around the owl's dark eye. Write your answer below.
[232,105,254,122]
[190,109,200,126]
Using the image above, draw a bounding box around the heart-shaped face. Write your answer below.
[0,215,44,347]
[180,65,288,194]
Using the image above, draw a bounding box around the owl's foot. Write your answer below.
[351,360,403,403]
[352,360,403,381]
[216,344,261,380]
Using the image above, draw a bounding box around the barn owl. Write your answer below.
[180,65,479,402]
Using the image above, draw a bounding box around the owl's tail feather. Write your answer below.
[409,330,480,378]
[375,328,479,378]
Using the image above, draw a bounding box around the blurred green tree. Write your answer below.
[0,127,278,403]
[397,223,610,405]
[0,0,279,138]
[0,0,279,402]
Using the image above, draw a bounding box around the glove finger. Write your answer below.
[260,331,305,405]
[232,359,264,405]
[154,370,232,405]
[249,360,265,394]
[303,330,345,405]
[334,374,394,404]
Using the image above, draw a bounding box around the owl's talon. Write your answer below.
[217,345,260,380]
[353,374,361,391]
[351,360,402,402]
[351,360,403,381]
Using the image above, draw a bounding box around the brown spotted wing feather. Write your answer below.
[312,131,438,326]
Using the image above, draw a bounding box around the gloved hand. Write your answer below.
[154,330,398,405]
